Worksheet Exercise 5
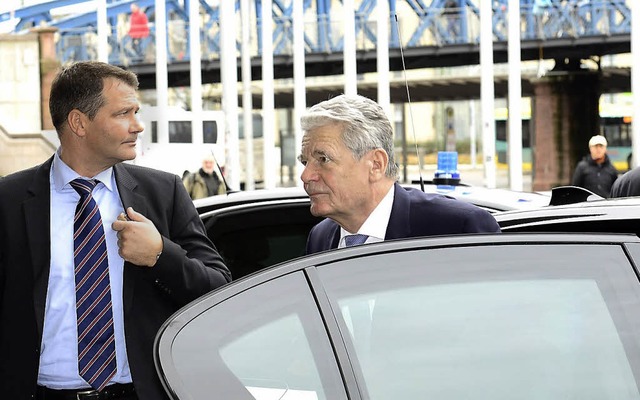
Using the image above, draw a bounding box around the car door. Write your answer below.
[156,233,640,400]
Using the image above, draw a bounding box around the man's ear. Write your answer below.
[369,148,389,181]
[67,109,88,137]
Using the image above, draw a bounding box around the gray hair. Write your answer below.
[300,94,398,179]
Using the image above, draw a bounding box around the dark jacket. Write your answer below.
[306,182,501,255]
[0,157,231,399]
[610,166,640,198]
[183,169,225,200]
[571,154,618,198]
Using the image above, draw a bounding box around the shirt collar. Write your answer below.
[52,149,115,193]
[340,183,395,242]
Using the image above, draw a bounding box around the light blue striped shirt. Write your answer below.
[38,151,132,389]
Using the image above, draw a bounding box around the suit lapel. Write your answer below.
[113,164,147,313]
[385,183,411,240]
[328,224,340,249]
[113,164,148,215]
[27,157,54,339]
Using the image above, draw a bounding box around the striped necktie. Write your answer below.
[345,234,369,247]
[70,179,116,391]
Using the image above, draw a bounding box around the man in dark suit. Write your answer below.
[298,94,500,255]
[0,61,231,399]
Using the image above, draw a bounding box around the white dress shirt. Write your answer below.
[339,184,395,248]
[38,151,132,388]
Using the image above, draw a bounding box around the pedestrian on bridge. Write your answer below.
[128,3,149,58]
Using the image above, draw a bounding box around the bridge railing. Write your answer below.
[48,0,630,67]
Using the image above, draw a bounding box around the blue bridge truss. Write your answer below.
[0,0,632,67]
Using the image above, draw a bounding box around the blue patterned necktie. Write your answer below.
[70,179,116,391]
[345,234,369,247]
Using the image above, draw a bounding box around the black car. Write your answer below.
[495,195,640,236]
[155,232,640,400]
[197,185,550,279]
[194,184,550,215]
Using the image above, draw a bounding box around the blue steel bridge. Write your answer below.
[1,0,633,105]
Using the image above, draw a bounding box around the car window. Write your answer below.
[166,272,347,400]
[203,202,322,279]
[211,224,311,278]
[317,243,640,400]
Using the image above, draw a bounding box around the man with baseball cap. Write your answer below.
[571,135,619,197]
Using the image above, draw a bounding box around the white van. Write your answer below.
[133,105,226,178]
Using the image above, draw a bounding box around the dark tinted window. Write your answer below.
[601,117,632,147]
[203,120,218,144]
[148,120,218,143]
[204,203,322,279]
[151,121,157,142]
[212,224,311,279]
[169,121,192,143]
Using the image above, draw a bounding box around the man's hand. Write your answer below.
[112,207,163,267]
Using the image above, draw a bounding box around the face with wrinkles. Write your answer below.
[298,123,375,227]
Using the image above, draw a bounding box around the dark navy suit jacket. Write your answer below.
[610,166,640,198]
[306,182,501,254]
[0,156,231,399]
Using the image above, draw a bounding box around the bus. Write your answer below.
[495,109,632,172]
[599,106,632,171]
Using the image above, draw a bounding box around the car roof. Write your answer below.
[421,183,550,211]
[193,186,308,214]
[195,182,550,215]
[494,195,640,231]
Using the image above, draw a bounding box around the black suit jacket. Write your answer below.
[306,182,501,254]
[0,156,231,399]
[610,167,640,198]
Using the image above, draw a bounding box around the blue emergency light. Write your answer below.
[433,151,461,186]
